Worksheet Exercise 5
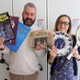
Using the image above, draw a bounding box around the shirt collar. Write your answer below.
[30,24,35,29]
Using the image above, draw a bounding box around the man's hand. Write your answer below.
[35,44,46,51]
[0,38,5,50]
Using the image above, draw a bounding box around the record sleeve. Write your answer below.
[0,12,14,41]
[29,29,54,48]
[4,16,19,45]
[5,21,31,52]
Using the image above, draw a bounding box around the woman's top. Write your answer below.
[47,35,80,80]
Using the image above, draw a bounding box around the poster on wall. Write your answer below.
[37,19,44,28]
[72,19,80,34]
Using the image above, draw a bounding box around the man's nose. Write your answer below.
[28,14,31,18]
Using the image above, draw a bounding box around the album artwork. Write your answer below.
[5,21,31,52]
[35,37,47,47]
[4,16,19,44]
[0,12,14,41]
[29,29,54,48]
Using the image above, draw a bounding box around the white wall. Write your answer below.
[48,0,80,80]
[0,1,12,15]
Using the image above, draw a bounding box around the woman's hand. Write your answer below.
[48,46,58,63]
[50,46,58,59]
[71,49,80,60]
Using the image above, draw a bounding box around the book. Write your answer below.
[4,16,19,45]
[0,12,14,41]
[29,29,54,48]
[5,21,31,52]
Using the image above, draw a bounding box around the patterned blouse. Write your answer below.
[48,35,79,80]
[50,56,78,80]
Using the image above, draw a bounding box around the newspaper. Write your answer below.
[30,29,54,48]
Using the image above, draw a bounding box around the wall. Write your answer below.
[48,0,80,80]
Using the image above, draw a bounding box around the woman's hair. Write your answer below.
[54,14,72,34]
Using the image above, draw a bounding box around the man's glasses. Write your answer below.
[58,21,70,26]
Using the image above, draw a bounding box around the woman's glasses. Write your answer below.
[58,21,70,26]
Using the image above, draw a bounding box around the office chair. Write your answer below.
[0,53,9,70]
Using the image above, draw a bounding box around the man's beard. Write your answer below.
[23,18,35,27]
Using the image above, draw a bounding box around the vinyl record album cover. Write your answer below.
[5,21,31,52]
[29,29,54,48]
[0,12,14,41]
[4,16,19,45]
